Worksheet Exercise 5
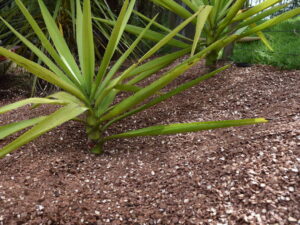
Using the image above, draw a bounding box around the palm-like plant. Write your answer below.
[0,0,58,45]
[0,0,142,57]
[0,0,268,158]
[100,0,300,69]
[0,0,146,92]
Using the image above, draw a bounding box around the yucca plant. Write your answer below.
[0,0,149,94]
[0,0,268,158]
[0,0,146,57]
[99,0,300,69]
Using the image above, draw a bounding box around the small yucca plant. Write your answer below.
[0,0,268,158]
[100,0,300,68]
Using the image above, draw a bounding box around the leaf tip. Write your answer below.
[257,118,269,123]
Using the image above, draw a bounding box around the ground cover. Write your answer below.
[232,17,300,70]
[0,61,299,224]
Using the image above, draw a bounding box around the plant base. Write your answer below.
[90,143,104,154]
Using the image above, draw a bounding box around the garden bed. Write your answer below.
[0,62,299,224]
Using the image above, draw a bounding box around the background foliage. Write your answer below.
[232,16,300,69]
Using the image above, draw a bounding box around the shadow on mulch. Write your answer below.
[0,73,31,100]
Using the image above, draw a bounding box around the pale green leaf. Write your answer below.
[94,10,199,109]
[150,0,192,19]
[191,6,212,56]
[217,0,247,35]
[94,0,136,88]
[38,0,84,86]
[133,10,192,42]
[0,104,88,158]
[242,8,300,37]
[93,15,158,102]
[114,84,142,93]
[139,8,201,62]
[232,0,281,22]
[102,65,230,130]
[47,91,85,106]
[0,16,74,86]
[81,0,95,89]
[236,4,288,29]
[0,98,66,114]
[0,47,88,103]
[104,118,268,140]
[126,48,190,78]
[15,0,79,83]
[94,18,190,49]
[0,117,45,140]
[76,0,84,78]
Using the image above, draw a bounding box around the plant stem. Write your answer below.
[86,111,104,154]
[90,142,104,154]
[205,50,219,71]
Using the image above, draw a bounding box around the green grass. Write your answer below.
[232,16,300,70]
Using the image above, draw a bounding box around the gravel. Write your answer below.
[0,62,299,224]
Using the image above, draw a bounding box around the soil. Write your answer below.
[0,62,299,225]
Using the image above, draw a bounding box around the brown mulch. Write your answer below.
[0,62,299,225]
